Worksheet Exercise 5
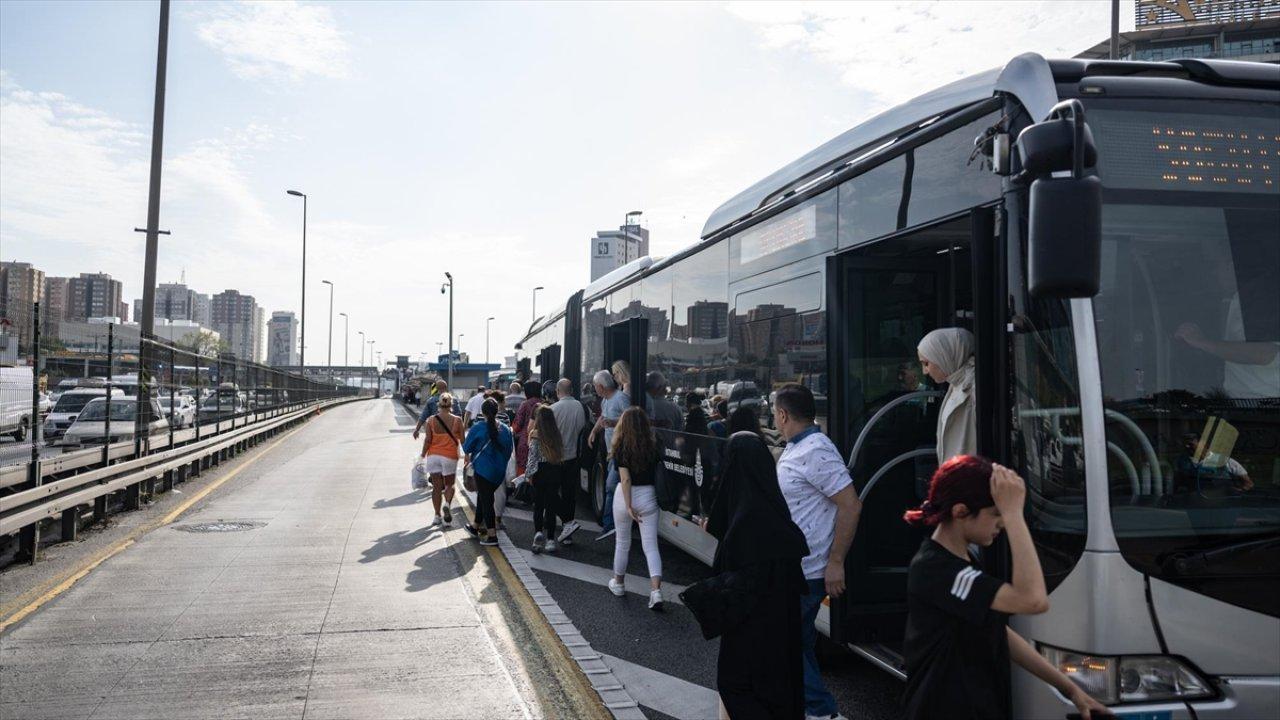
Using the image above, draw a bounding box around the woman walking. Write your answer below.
[527,404,565,554]
[608,407,665,610]
[706,431,810,719]
[901,456,1109,720]
[421,393,464,528]
[916,328,977,464]
[462,399,514,546]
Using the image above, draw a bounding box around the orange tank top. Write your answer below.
[427,415,462,459]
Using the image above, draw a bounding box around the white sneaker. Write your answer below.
[608,578,626,597]
[557,520,581,544]
[545,540,558,553]
[648,589,664,611]
[431,516,443,528]
[595,528,616,542]
[532,531,546,554]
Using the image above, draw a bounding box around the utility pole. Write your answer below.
[137,0,170,454]
[1110,0,1120,60]
[486,316,495,365]
[442,273,454,388]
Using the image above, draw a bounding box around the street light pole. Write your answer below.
[287,190,307,369]
[532,286,544,323]
[486,316,495,365]
[339,312,348,366]
[358,330,366,366]
[441,272,454,388]
[321,280,333,378]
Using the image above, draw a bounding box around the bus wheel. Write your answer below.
[590,458,606,523]
[12,417,28,442]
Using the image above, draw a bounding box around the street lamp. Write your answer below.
[358,330,366,366]
[623,210,643,264]
[486,316,495,365]
[321,279,334,382]
[441,272,454,388]
[287,189,307,368]
[458,334,465,356]
[532,286,544,323]
[435,341,443,359]
[339,312,349,366]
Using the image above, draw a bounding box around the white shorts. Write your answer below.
[424,455,458,477]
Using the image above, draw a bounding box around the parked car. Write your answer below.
[59,397,168,448]
[0,366,35,441]
[158,394,196,429]
[197,391,247,422]
[43,384,124,441]
[49,377,82,404]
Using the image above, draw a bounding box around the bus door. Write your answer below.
[827,215,977,667]
[536,345,561,383]
[590,317,648,518]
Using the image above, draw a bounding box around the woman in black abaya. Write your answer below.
[706,432,810,719]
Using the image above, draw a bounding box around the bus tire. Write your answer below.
[12,416,28,442]
[590,456,607,523]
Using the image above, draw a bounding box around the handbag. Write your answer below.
[462,464,477,493]
[679,565,769,641]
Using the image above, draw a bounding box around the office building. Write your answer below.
[267,311,300,367]
[589,223,651,281]
[211,289,264,362]
[0,261,46,351]
[67,272,124,322]
[193,293,211,327]
[1078,0,1279,63]
[131,283,203,325]
[42,276,71,337]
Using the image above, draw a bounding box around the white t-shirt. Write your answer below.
[464,392,486,420]
[1223,295,1280,399]
[776,427,854,580]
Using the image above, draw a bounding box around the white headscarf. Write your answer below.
[917,328,977,463]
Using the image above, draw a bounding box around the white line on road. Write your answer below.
[601,653,720,720]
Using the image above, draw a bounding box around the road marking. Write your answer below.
[518,548,687,606]
[0,420,310,635]
[601,653,720,720]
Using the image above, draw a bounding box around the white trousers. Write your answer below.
[612,484,662,579]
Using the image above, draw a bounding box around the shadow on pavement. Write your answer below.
[359,525,440,564]
[373,490,429,509]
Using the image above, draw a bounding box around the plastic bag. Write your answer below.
[505,450,517,483]
[411,457,429,490]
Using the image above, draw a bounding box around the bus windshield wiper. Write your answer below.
[1162,535,1280,576]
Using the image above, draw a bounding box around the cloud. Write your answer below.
[192,1,350,82]
[726,1,1123,115]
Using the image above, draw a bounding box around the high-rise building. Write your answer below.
[589,223,651,281]
[43,276,71,337]
[1077,1,1279,63]
[193,293,211,327]
[0,261,46,351]
[267,311,298,366]
[686,300,729,340]
[131,283,202,325]
[210,289,264,362]
[67,272,124,321]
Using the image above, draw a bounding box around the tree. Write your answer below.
[178,330,229,357]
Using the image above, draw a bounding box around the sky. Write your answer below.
[0,1,1135,367]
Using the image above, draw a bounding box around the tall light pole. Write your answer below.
[321,279,334,375]
[287,189,307,369]
[358,330,366,366]
[435,341,443,359]
[486,316,495,365]
[441,272,454,388]
[458,334,465,357]
[339,312,349,366]
[623,210,643,264]
[532,286,544,323]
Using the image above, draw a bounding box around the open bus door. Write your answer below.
[589,317,648,519]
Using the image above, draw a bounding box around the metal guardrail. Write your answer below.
[0,396,361,543]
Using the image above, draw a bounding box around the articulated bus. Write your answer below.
[517,54,1279,719]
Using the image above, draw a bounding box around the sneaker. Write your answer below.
[480,535,498,546]
[648,589,664,611]
[431,515,443,528]
[532,531,546,554]
[560,537,574,546]
[805,714,849,720]
[545,540,557,553]
[608,578,626,597]
[442,506,452,523]
[557,520,581,544]
[595,528,616,542]
[496,519,507,532]
[463,523,480,537]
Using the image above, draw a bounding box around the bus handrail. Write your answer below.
[846,390,944,472]
[1019,406,1163,493]
[858,448,938,502]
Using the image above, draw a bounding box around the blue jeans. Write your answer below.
[600,459,619,533]
[800,578,839,717]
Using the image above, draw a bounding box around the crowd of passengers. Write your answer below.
[406,327,1111,720]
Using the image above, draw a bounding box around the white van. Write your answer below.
[43,383,123,441]
[0,366,35,441]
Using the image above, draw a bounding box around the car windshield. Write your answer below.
[77,399,136,422]
[1087,97,1279,616]
[53,393,99,413]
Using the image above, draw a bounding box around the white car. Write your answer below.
[43,385,124,441]
[158,394,196,429]
[60,397,168,448]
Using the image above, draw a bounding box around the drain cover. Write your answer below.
[173,520,265,533]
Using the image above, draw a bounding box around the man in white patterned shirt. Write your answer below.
[773,383,862,720]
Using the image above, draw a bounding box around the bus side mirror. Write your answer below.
[1018,100,1101,299]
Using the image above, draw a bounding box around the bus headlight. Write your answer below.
[1038,644,1215,704]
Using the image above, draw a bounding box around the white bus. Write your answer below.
[517,54,1278,718]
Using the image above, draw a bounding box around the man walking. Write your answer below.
[587,369,628,541]
[773,383,860,720]
[413,379,448,440]
[551,378,588,545]
[505,381,526,416]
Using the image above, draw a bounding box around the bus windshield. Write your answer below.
[1087,97,1279,616]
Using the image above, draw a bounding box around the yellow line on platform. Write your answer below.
[0,420,310,635]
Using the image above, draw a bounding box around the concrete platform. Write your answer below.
[0,399,583,720]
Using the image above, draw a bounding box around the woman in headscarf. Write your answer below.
[706,432,810,719]
[917,328,977,465]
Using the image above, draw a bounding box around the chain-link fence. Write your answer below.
[1,297,376,478]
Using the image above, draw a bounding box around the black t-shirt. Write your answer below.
[616,459,656,486]
[902,538,1009,720]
